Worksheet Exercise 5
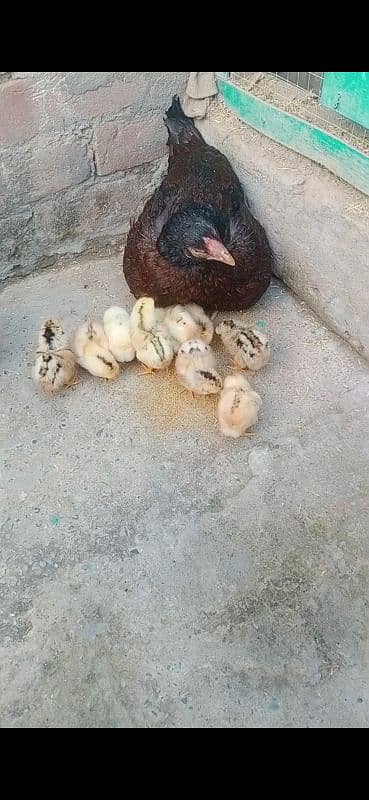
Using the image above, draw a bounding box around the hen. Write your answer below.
[123,96,273,312]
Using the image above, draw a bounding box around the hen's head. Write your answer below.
[157,203,235,269]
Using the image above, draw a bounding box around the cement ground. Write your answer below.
[1,255,369,727]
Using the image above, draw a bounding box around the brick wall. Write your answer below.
[0,72,189,281]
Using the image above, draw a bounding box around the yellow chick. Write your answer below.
[103,306,135,363]
[164,305,202,352]
[217,373,262,438]
[175,339,222,396]
[73,321,119,380]
[216,320,270,370]
[130,296,156,332]
[184,303,214,344]
[33,319,78,394]
[153,306,166,324]
[130,297,174,374]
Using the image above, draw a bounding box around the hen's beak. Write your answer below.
[203,237,236,267]
[218,249,236,266]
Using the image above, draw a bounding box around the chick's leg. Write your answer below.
[226,361,247,371]
[180,388,195,400]
[137,366,156,376]
[66,377,81,389]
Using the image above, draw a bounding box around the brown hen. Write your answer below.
[123,96,273,312]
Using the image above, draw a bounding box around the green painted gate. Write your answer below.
[321,72,369,129]
[217,72,369,197]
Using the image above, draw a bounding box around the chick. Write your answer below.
[130,296,165,333]
[217,373,262,438]
[34,320,77,394]
[34,350,77,395]
[103,306,135,363]
[73,320,119,380]
[132,328,174,374]
[37,318,68,352]
[153,306,166,324]
[184,303,214,344]
[130,297,174,374]
[216,320,270,370]
[175,339,222,396]
[164,305,203,352]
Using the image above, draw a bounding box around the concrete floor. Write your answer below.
[1,255,369,728]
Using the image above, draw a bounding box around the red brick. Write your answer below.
[93,115,166,176]
[0,79,40,147]
[33,160,162,246]
[64,72,117,94]
[0,77,70,147]
[29,135,91,200]
[0,208,34,281]
[71,79,142,121]
[0,134,91,210]
[12,72,61,80]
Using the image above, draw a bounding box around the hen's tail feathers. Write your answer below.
[164,95,204,147]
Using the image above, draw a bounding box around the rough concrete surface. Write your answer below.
[0,72,188,281]
[1,255,369,728]
[199,101,369,362]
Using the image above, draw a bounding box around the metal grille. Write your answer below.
[271,72,323,95]
[219,72,369,155]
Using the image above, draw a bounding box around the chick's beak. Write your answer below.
[203,237,236,267]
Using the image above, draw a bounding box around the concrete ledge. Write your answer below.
[198,101,369,361]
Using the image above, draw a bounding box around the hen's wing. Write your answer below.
[123,186,182,302]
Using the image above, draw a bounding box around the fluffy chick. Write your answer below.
[34,319,77,394]
[130,297,174,372]
[164,305,202,352]
[130,296,165,333]
[175,339,222,396]
[217,373,262,438]
[184,303,214,344]
[34,350,77,395]
[216,320,270,370]
[37,319,68,352]
[103,306,135,363]
[73,321,119,380]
